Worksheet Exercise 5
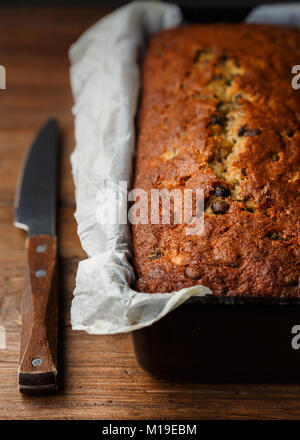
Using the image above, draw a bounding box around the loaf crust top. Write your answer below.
[133,23,300,296]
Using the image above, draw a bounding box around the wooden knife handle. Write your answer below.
[18,235,58,394]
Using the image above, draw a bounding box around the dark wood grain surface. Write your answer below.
[1,6,300,420]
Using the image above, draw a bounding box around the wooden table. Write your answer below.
[1,6,300,420]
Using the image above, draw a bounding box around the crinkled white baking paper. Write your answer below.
[69,1,212,334]
[246,2,300,25]
[70,1,300,334]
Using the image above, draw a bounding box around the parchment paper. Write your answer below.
[69,1,300,334]
[246,2,300,25]
[69,1,212,335]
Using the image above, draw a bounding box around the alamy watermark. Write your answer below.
[292,65,300,90]
[96,181,205,236]
[0,65,6,90]
[0,325,6,350]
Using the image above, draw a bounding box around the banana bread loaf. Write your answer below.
[132,23,300,297]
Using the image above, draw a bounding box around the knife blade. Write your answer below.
[14,119,58,394]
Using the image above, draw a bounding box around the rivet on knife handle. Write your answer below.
[18,235,58,394]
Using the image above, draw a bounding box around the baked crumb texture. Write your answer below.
[132,24,300,297]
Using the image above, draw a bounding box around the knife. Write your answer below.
[14,119,58,394]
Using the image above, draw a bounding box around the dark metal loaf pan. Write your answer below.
[132,296,300,381]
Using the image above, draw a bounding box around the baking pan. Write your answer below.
[132,4,300,382]
[132,296,300,381]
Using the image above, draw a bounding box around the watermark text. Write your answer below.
[0,325,6,350]
[0,65,6,90]
[292,65,300,90]
[96,181,205,236]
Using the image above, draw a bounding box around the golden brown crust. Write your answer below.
[132,23,300,297]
